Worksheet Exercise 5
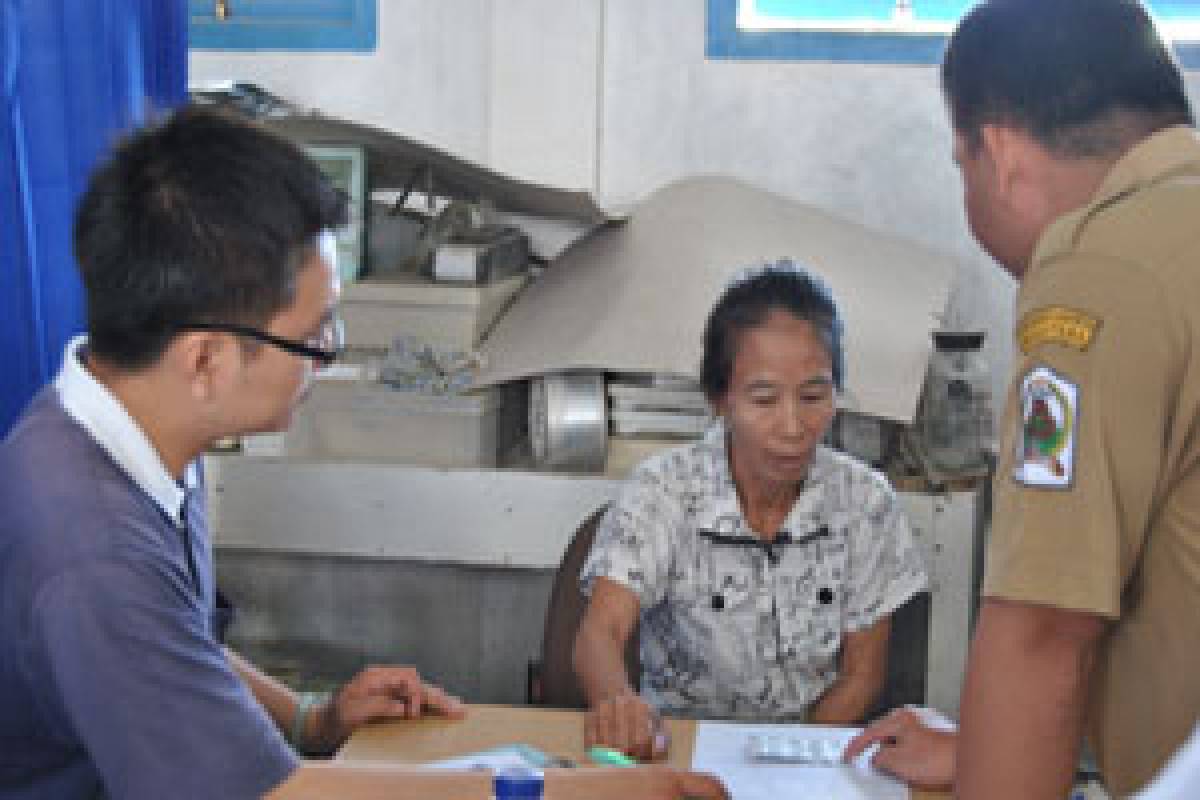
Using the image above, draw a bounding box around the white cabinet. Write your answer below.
[899,490,985,717]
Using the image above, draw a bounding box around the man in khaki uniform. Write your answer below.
[986,126,1200,796]
[845,1,1200,797]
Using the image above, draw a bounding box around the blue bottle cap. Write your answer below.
[493,767,544,799]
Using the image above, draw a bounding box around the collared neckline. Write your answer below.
[1091,126,1200,210]
[54,335,197,525]
[1030,126,1200,271]
[696,420,829,540]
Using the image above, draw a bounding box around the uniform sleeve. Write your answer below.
[984,254,1177,617]
[33,556,298,800]
[843,477,929,632]
[580,462,683,609]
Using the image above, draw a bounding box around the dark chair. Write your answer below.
[213,588,236,644]
[867,591,931,721]
[529,505,640,709]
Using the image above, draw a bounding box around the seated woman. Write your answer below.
[573,260,928,759]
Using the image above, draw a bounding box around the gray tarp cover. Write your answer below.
[474,176,958,423]
[265,114,613,225]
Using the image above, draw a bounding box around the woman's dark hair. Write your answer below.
[700,259,844,401]
[942,0,1192,157]
[73,104,348,369]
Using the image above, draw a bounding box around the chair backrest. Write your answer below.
[538,504,640,709]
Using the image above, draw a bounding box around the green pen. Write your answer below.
[587,746,639,767]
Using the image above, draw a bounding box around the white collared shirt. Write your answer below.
[54,335,196,525]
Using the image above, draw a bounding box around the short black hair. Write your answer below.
[73,105,348,369]
[942,0,1193,157]
[700,259,844,402]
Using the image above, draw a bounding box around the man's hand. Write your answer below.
[544,766,728,799]
[583,691,670,761]
[843,707,957,790]
[639,766,728,799]
[312,665,466,752]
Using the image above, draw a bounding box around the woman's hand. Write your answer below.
[583,690,670,761]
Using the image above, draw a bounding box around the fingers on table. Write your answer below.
[421,684,467,718]
[352,666,467,719]
[843,707,918,761]
[348,666,426,718]
[677,770,730,800]
[585,696,659,759]
[652,717,671,760]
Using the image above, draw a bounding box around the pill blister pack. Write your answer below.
[745,733,847,766]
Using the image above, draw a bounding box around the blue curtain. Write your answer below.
[0,0,187,437]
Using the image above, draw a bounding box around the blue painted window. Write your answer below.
[189,0,376,51]
[708,0,1200,67]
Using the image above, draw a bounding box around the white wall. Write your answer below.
[190,0,495,164]
[487,0,602,190]
[597,0,1015,400]
[189,0,602,190]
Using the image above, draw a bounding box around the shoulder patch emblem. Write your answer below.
[1017,306,1100,356]
[1013,366,1078,489]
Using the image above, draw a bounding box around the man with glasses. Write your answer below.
[0,106,727,800]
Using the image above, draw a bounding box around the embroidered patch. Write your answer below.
[1017,306,1100,356]
[1013,366,1078,489]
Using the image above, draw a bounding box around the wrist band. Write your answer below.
[289,691,329,755]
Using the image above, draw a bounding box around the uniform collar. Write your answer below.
[1030,126,1200,272]
[695,420,828,539]
[54,335,197,525]
[1092,125,1200,209]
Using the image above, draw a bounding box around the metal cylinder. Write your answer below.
[529,372,607,472]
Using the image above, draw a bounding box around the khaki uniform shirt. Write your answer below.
[581,423,927,720]
[985,127,1200,795]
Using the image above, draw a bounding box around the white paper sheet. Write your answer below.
[691,721,909,800]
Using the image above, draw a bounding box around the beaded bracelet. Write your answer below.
[289,691,330,755]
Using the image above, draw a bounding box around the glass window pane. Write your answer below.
[1154,1,1200,19]
[718,0,1200,64]
[753,0,896,23]
[739,0,1200,28]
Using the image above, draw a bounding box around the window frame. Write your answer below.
[188,0,377,52]
[707,0,1200,68]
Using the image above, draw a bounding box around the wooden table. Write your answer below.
[340,704,948,799]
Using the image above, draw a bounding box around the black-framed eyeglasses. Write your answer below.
[176,317,344,367]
